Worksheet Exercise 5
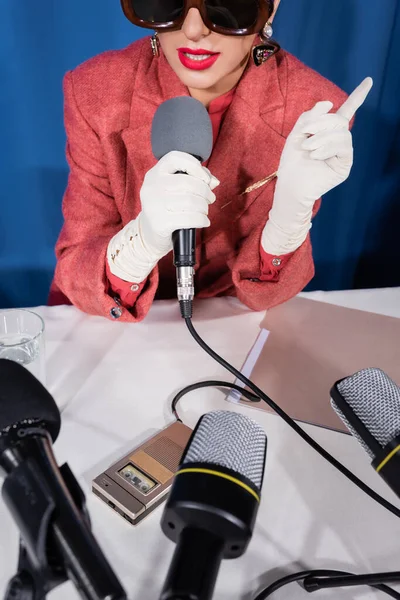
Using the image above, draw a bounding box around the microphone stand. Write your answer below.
[304,571,400,593]
[3,463,124,600]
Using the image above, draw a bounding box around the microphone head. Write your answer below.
[331,368,400,458]
[182,410,267,492]
[0,359,61,444]
[151,96,213,162]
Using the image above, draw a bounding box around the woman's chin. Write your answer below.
[173,65,221,91]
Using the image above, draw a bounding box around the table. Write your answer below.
[1,288,400,600]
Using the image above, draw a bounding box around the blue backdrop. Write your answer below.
[1,0,399,308]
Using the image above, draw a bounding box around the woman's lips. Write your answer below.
[177,48,221,71]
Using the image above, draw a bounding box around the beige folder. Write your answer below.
[232,296,400,433]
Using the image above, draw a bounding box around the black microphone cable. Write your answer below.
[171,316,400,521]
[171,380,261,422]
[176,316,400,599]
[253,569,400,600]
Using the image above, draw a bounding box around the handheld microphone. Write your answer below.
[159,410,267,600]
[151,96,213,318]
[331,368,400,499]
[0,359,127,600]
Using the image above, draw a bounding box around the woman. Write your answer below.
[50,0,372,321]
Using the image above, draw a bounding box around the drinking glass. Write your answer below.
[0,309,45,384]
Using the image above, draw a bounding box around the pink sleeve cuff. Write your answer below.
[106,262,146,307]
[259,245,295,282]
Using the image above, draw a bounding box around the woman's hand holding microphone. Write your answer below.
[107,151,220,283]
[262,77,373,256]
[108,78,374,286]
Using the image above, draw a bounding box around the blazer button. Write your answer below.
[272,258,282,267]
[110,306,123,319]
[130,284,140,292]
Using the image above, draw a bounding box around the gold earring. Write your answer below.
[252,22,280,67]
[151,31,160,58]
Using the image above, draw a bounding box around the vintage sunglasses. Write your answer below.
[120,0,274,36]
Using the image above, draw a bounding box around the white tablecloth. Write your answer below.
[1,288,400,600]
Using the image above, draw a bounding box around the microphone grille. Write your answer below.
[151,96,213,162]
[334,368,400,454]
[182,411,267,491]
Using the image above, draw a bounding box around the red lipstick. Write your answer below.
[178,47,220,71]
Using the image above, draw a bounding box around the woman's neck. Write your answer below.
[189,85,232,108]
[188,54,250,107]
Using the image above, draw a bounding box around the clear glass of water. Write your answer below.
[0,309,45,384]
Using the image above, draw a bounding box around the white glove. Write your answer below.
[262,77,373,256]
[107,151,220,283]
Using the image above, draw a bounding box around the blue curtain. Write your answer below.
[0,0,399,308]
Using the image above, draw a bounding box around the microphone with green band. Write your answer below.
[159,410,267,600]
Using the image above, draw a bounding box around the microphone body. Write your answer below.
[172,228,196,318]
[0,360,126,600]
[1,433,126,600]
[161,527,223,600]
[159,410,267,600]
[371,436,400,496]
[331,367,400,499]
[151,97,214,317]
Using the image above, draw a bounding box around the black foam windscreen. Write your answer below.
[0,359,61,443]
[151,96,213,162]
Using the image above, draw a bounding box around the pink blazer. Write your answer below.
[50,37,348,322]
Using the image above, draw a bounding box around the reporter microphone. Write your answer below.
[151,96,213,318]
[159,410,267,600]
[331,368,400,499]
[0,359,127,600]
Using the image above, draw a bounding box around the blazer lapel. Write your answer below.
[120,41,288,241]
[120,43,190,217]
[205,53,287,244]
